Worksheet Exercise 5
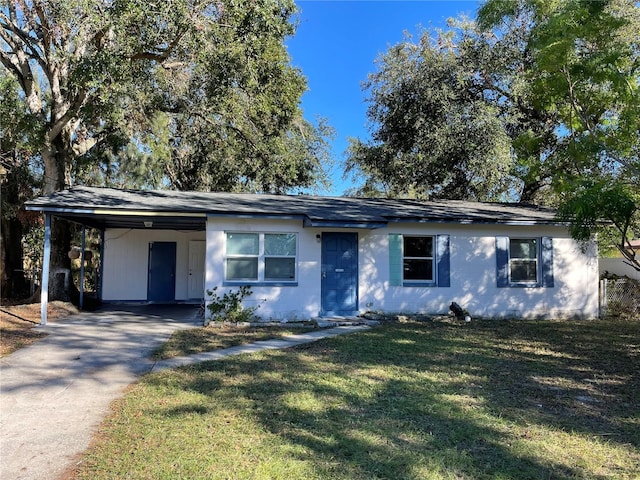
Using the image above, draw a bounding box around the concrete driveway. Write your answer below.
[0,305,202,480]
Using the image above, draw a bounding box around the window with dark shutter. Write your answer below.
[496,236,554,288]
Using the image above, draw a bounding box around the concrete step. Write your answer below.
[313,316,380,328]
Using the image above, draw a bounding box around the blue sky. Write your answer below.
[286,0,481,195]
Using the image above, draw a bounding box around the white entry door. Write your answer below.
[188,240,206,300]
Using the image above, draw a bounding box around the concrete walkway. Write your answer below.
[152,324,370,372]
[0,306,369,480]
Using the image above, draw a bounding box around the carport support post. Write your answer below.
[79,224,85,310]
[40,213,51,326]
[98,229,104,301]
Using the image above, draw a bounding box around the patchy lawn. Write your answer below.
[0,301,79,357]
[76,318,640,480]
[151,325,319,360]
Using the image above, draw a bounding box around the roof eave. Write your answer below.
[303,218,388,229]
[386,217,565,227]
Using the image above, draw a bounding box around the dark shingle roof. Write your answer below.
[25,186,560,230]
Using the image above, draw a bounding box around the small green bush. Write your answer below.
[206,286,258,324]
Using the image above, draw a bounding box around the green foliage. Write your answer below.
[142,0,333,194]
[479,0,640,270]
[74,112,171,190]
[558,178,639,269]
[1,0,332,194]
[21,223,44,268]
[346,14,566,202]
[346,28,515,201]
[0,75,41,210]
[478,0,640,177]
[205,286,259,324]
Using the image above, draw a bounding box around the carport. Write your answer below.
[25,187,207,325]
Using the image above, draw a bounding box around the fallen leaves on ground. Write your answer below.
[0,301,79,356]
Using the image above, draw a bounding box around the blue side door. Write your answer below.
[321,233,358,316]
[148,242,176,302]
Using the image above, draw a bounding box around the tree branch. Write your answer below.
[31,0,55,59]
[0,35,43,114]
[72,134,100,157]
[0,11,47,70]
[128,27,189,65]
[48,107,77,142]
[0,49,21,76]
[561,66,640,176]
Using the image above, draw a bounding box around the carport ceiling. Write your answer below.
[46,211,206,231]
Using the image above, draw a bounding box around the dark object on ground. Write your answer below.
[450,302,465,320]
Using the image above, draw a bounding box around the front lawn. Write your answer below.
[77,318,640,479]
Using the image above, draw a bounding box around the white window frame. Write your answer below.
[508,237,539,285]
[225,232,298,284]
[402,235,435,284]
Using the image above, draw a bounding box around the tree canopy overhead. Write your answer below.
[346,27,514,201]
[1,0,331,195]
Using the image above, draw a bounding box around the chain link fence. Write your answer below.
[600,277,640,318]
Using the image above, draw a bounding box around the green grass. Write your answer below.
[150,325,318,360]
[78,318,640,479]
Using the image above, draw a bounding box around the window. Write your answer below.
[389,234,450,287]
[225,232,297,283]
[496,236,554,288]
[403,236,434,282]
[264,233,296,280]
[226,233,259,280]
[509,238,538,283]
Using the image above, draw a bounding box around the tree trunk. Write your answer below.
[42,135,77,303]
[0,216,27,299]
[47,216,75,302]
[519,178,544,204]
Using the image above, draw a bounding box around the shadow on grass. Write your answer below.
[0,308,41,324]
[140,319,640,479]
[467,320,640,445]
[0,324,47,356]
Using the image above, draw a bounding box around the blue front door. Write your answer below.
[148,242,176,302]
[321,233,358,316]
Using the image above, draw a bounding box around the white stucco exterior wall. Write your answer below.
[205,218,323,320]
[102,229,205,301]
[359,224,598,319]
[204,218,599,321]
[99,220,598,318]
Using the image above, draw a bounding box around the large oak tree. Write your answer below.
[345,15,558,203]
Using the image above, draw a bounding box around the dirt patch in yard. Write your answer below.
[0,301,79,357]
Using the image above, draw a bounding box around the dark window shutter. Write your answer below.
[541,236,554,288]
[436,234,450,287]
[496,236,509,288]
